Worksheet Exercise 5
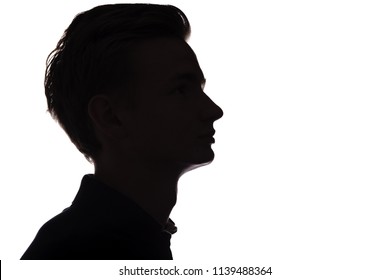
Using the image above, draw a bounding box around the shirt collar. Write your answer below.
[72,174,177,235]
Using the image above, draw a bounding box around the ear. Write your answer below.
[88,95,124,139]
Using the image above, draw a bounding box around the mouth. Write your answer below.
[199,129,215,138]
[200,136,215,144]
[198,131,216,144]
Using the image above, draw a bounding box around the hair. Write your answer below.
[45,4,191,163]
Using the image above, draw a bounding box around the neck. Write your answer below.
[93,157,183,226]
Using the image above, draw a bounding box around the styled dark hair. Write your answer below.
[45,4,191,162]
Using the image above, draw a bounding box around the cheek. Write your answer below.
[151,104,199,140]
[128,111,190,148]
[125,99,204,158]
[157,119,197,151]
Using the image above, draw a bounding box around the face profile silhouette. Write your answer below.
[21,4,223,260]
[90,37,223,171]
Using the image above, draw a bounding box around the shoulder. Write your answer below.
[21,207,94,259]
[20,206,158,260]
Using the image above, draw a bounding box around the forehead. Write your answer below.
[128,37,204,85]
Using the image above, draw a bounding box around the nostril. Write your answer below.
[217,105,224,120]
[200,95,224,122]
[201,106,223,122]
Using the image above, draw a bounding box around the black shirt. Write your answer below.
[21,174,176,260]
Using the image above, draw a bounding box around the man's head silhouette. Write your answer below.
[22,3,223,260]
[45,3,222,164]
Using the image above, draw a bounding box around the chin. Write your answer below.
[190,145,215,164]
[180,160,213,175]
[176,144,216,173]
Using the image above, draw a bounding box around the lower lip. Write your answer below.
[199,136,215,144]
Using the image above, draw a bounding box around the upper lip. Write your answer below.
[199,129,215,137]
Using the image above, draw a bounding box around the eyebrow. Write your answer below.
[176,72,206,87]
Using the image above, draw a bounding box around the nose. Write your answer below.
[200,94,224,122]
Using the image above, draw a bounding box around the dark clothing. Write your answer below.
[21,174,176,260]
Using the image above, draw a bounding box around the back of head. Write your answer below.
[45,4,191,162]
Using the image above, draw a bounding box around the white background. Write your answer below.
[1,0,390,279]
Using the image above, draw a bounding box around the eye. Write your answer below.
[173,87,187,96]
